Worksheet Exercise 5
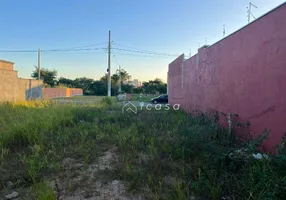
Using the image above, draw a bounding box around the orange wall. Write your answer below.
[43,88,83,99]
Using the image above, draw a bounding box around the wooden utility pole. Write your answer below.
[38,48,41,86]
[107,31,111,97]
[38,49,41,80]
[118,65,121,93]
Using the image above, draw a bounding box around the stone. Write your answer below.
[6,181,14,189]
[5,191,19,199]
[252,153,263,160]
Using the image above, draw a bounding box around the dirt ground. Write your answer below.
[49,148,142,200]
[1,148,143,200]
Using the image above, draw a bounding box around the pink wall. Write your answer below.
[168,3,286,152]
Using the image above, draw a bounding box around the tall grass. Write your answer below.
[0,100,285,199]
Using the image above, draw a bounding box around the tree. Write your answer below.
[158,83,167,94]
[142,78,167,94]
[31,68,57,87]
[118,69,131,82]
[121,84,133,93]
[90,80,107,96]
[100,74,108,84]
[57,77,74,88]
[133,87,143,94]
[73,77,94,95]
[31,67,137,96]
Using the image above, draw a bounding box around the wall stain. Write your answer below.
[248,106,276,120]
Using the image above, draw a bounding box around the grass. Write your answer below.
[0,99,286,199]
[130,93,158,102]
[54,95,105,100]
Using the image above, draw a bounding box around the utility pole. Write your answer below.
[107,31,111,97]
[38,48,41,85]
[247,2,257,23]
[118,65,121,93]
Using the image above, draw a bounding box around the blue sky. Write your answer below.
[0,0,285,82]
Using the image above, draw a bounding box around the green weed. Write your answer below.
[30,182,56,200]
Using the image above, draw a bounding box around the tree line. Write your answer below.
[31,68,167,96]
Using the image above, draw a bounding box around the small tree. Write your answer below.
[31,68,57,87]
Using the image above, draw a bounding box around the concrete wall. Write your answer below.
[18,79,43,100]
[0,60,14,71]
[68,88,83,97]
[42,88,83,99]
[0,60,43,101]
[168,3,286,152]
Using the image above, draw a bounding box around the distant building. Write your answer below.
[123,79,142,88]
[130,79,142,87]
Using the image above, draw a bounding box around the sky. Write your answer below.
[0,0,285,82]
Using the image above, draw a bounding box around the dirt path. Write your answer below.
[49,148,142,200]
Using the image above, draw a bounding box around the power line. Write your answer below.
[43,47,107,52]
[0,43,178,57]
[0,50,37,53]
[54,42,108,51]
[113,43,160,53]
[112,52,175,58]
[0,47,107,53]
[112,54,121,66]
[112,43,178,56]
[112,47,178,57]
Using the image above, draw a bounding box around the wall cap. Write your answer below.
[0,59,14,65]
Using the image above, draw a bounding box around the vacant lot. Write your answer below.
[0,99,285,200]
[130,94,158,102]
[52,96,106,105]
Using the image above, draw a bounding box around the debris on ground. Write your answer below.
[5,191,19,199]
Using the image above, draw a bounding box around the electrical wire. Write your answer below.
[0,48,107,53]
[112,52,175,58]
[0,50,37,53]
[43,47,107,52]
[113,43,177,56]
[112,48,178,57]
[0,43,178,58]
[112,54,121,66]
[113,43,160,53]
[50,42,108,51]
